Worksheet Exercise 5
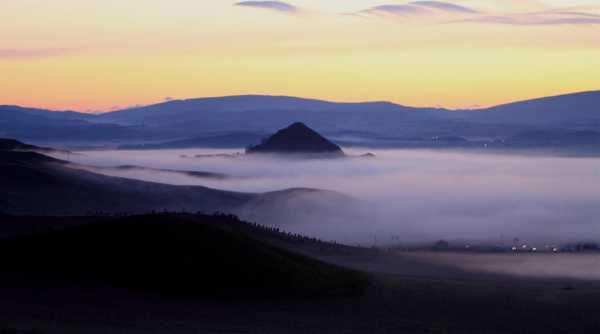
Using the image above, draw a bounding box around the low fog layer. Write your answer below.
[409,252,600,282]
[61,148,600,245]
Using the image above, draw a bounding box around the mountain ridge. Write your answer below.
[2,91,599,145]
[94,94,436,126]
[6,90,599,116]
[3,90,599,116]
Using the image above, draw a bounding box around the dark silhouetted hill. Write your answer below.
[0,138,39,151]
[246,122,343,155]
[0,214,368,297]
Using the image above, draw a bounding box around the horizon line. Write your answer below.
[2,89,599,114]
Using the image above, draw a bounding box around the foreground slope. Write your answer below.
[3,215,600,333]
[0,214,368,297]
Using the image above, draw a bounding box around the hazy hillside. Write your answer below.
[0,105,93,121]
[120,132,267,149]
[0,151,249,215]
[462,91,600,126]
[0,105,149,143]
[0,148,353,223]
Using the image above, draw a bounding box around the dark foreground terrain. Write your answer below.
[1,214,600,333]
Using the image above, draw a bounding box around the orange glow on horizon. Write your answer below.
[1,1,600,112]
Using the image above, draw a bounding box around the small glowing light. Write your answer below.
[553,248,558,252]
[512,246,517,251]
[532,247,537,251]
[522,245,528,249]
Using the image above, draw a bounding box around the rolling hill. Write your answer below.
[465,91,600,126]
[0,145,353,224]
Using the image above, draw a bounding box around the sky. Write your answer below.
[1,0,600,112]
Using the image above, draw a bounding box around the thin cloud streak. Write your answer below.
[460,11,600,25]
[412,1,479,14]
[363,1,478,17]
[0,48,70,59]
[365,4,430,17]
[360,1,600,26]
[235,1,298,14]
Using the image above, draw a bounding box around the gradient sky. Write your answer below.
[1,0,600,112]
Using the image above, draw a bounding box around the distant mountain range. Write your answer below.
[97,95,429,125]
[1,91,599,149]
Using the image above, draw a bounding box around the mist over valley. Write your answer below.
[58,146,600,246]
